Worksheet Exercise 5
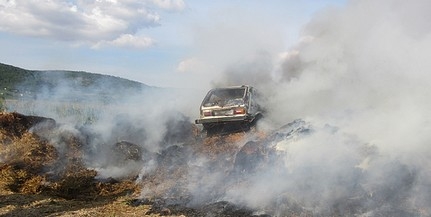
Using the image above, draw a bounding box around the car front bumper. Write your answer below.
[195,114,253,124]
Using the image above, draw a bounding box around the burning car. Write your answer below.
[195,85,263,132]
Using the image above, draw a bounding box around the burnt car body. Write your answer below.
[195,85,263,131]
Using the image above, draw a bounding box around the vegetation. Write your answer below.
[0,62,151,101]
[0,96,4,111]
[0,63,33,90]
[0,62,157,120]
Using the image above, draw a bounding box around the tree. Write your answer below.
[0,95,5,111]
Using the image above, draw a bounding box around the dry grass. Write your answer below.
[0,111,259,216]
[198,133,245,159]
[0,112,154,216]
[0,130,57,193]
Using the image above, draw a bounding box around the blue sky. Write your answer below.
[0,0,347,88]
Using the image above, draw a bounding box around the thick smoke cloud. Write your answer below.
[213,0,431,152]
[203,0,431,214]
[271,0,431,157]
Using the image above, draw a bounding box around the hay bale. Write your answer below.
[1,132,58,173]
[0,112,55,138]
[0,111,141,200]
[0,130,57,193]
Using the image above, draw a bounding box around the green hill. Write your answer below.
[0,62,152,102]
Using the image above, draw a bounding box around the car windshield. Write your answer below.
[203,87,246,107]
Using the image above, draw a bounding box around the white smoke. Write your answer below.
[198,0,431,214]
[210,0,431,162]
[7,72,203,180]
[270,0,431,160]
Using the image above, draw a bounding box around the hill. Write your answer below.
[0,62,152,102]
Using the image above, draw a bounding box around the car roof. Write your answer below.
[210,85,251,90]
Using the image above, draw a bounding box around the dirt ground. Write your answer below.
[0,191,155,217]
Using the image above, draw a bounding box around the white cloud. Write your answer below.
[0,0,184,49]
[150,0,185,11]
[93,34,155,49]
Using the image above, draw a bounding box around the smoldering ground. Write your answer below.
[4,0,431,216]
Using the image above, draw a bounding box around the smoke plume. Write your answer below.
[199,0,431,215]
